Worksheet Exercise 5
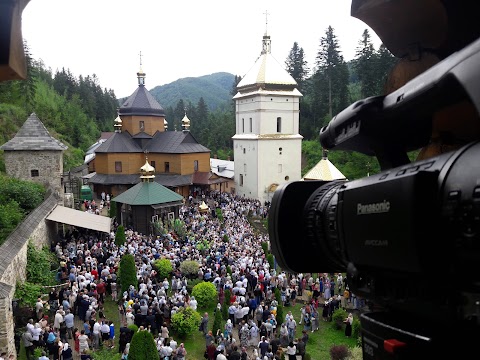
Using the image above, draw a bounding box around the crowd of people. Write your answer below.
[19,190,354,360]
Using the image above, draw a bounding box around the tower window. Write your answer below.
[31,169,39,177]
[239,174,244,186]
[243,148,246,154]
[194,160,199,171]
[115,161,122,172]
[249,118,252,132]
[242,118,245,133]
[164,162,169,173]
[278,164,282,173]
[277,117,282,133]
[139,120,145,131]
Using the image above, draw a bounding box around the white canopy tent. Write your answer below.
[46,205,112,233]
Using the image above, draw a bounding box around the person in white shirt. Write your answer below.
[92,320,101,349]
[216,348,227,360]
[160,344,173,359]
[169,338,177,351]
[189,296,198,310]
[101,321,111,347]
[54,310,64,331]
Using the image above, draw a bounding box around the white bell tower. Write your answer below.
[232,22,303,203]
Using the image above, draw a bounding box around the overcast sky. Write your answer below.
[22,0,382,99]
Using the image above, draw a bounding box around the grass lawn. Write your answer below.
[288,301,359,359]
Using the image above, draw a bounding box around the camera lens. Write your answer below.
[304,180,348,272]
[268,180,347,273]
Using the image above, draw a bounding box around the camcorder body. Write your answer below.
[269,20,480,360]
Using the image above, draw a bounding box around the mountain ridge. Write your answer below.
[119,72,235,111]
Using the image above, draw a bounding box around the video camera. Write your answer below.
[269,35,480,359]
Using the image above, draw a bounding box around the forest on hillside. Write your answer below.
[0,26,405,180]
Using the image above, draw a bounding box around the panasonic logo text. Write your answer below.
[357,200,390,215]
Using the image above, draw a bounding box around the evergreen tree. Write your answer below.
[353,29,378,98]
[53,68,77,100]
[119,253,138,292]
[22,41,37,114]
[128,330,159,360]
[285,42,309,92]
[193,97,209,142]
[313,26,350,126]
[212,306,223,335]
[109,200,117,218]
[173,99,186,131]
[375,44,397,95]
[115,224,126,246]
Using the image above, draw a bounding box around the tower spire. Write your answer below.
[137,51,146,86]
[264,10,269,35]
[261,10,271,55]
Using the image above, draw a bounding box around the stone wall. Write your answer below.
[4,150,63,195]
[0,190,59,357]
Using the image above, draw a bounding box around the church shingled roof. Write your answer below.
[0,113,68,151]
[145,131,210,154]
[119,86,165,117]
[94,131,142,153]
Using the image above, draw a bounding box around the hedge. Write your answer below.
[119,254,137,292]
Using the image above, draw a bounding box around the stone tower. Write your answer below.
[0,112,68,194]
[232,29,303,203]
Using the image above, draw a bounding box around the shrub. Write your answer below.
[266,253,274,269]
[128,324,139,333]
[119,254,137,292]
[33,348,43,359]
[171,307,202,339]
[212,306,223,335]
[216,208,223,221]
[332,308,348,330]
[192,281,217,308]
[274,288,282,304]
[222,234,229,242]
[115,225,126,246]
[276,305,284,328]
[14,282,42,307]
[154,258,173,281]
[352,317,361,338]
[0,175,45,244]
[179,260,199,278]
[109,200,117,218]
[221,300,229,321]
[304,354,312,360]
[186,278,203,294]
[26,242,57,285]
[128,329,159,360]
[346,346,363,360]
[0,200,24,244]
[261,241,269,254]
[92,348,122,360]
[173,218,187,240]
[0,174,45,212]
[224,289,231,305]
[330,345,350,360]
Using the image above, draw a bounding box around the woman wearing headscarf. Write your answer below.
[62,342,73,360]
[344,313,354,337]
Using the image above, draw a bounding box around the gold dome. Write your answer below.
[140,160,155,173]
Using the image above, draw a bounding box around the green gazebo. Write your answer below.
[112,160,184,235]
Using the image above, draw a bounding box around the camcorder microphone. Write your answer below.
[269,34,480,359]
